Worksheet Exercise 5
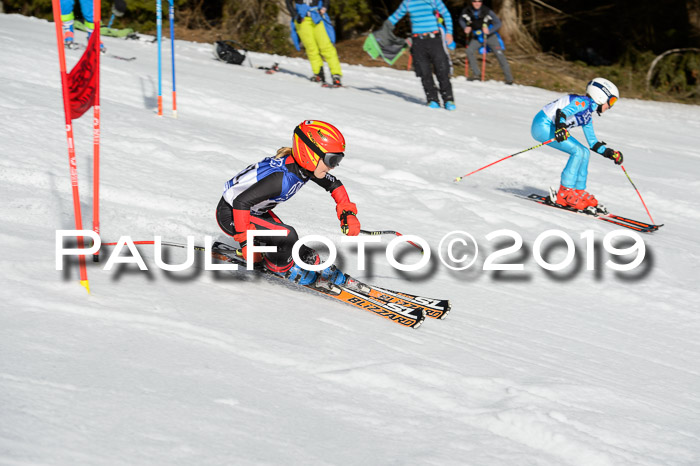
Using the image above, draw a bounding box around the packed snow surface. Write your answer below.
[1,13,700,465]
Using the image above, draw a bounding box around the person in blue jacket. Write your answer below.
[388,0,457,110]
[531,78,623,211]
[459,0,512,84]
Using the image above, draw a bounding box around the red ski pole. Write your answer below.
[454,138,556,182]
[481,33,486,81]
[620,164,656,224]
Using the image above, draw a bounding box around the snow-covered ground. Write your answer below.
[1,13,700,465]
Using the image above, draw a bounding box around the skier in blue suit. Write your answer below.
[531,77,623,211]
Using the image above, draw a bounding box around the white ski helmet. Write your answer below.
[586,77,619,107]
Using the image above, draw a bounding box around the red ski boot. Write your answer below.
[575,189,598,208]
[554,185,587,210]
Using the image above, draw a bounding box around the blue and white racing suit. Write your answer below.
[531,94,610,190]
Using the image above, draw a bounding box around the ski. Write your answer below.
[368,287,451,320]
[210,242,425,328]
[258,62,279,74]
[526,194,663,233]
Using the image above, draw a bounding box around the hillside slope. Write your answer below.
[1,14,699,466]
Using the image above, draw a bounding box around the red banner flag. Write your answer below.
[66,31,100,120]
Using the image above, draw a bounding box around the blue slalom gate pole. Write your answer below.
[168,0,177,117]
[156,0,163,116]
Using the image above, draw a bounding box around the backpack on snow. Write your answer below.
[213,40,247,65]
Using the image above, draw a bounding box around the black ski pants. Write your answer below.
[216,197,298,272]
[411,34,453,104]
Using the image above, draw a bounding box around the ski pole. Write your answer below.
[620,164,656,224]
[156,0,163,116]
[464,44,468,79]
[360,230,424,253]
[454,137,556,182]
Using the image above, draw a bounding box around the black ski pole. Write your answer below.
[360,230,424,253]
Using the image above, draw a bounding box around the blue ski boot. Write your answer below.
[63,20,75,47]
[87,30,106,53]
[312,265,346,292]
[284,263,318,285]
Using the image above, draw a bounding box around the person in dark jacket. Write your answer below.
[459,0,513,84]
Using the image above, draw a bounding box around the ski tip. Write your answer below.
[439,302,452,320]
[412,314,426,329]
[80,279,90,294]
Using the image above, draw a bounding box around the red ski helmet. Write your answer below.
[292,120,346,171]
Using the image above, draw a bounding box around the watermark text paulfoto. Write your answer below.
[56,229,646,273]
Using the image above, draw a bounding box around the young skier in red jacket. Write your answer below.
[216,120,360,286]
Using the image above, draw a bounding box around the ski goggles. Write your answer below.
[294,127,345,168]
[321,151,345,168]
[590,80,618,107]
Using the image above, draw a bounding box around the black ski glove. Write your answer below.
[295,14,303,23]
[554,109,569,142]
[603,148,623,165]
[554,127,569,143]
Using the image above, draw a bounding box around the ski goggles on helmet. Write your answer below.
[590,80,618,107]
[294,127,345,168]
[321,151,344,168]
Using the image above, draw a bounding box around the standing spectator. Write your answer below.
[286,0,343,87]
[388,0,456,110]
[460,0,513,84]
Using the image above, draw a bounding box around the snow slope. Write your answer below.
[1,13,700,465]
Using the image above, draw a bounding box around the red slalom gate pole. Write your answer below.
[51,0,89,293]
[620,165,656,224]
[92,0,101,262]
[454,138,556,182]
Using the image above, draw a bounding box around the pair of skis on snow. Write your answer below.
[525,193,663,233]
[258,63,343,88]
[209,241,449,329]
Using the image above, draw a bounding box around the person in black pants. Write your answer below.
[388,0,456,110]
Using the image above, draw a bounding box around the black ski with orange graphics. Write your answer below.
[368,287,451,320]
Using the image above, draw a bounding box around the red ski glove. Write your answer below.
[331,186,361,236]
[336,202,360,236]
